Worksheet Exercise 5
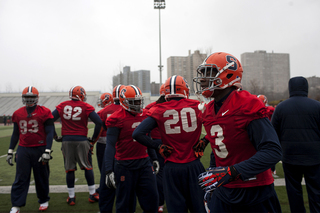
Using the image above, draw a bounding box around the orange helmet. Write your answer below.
[69,85,87,101]
[22,86,39,107]
[193,52,243,98]
[257,94,268,105]
[119,85,144,113]
[113,84,125,102]
[98,93,113,107]
[159,84,165,96]
[164,75,189,100]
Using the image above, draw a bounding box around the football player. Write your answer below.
[104,85,159,212]
[132,76,207,213]
[98,85,124,213]
[193,52,282,212]
[257,94,275,121]
[144,84,166,213]
[7,86,54,213]
[52,85,103,205]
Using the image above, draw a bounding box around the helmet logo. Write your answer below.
[226,55,238,71]
[80,88,85,96]
[120,88,127,99]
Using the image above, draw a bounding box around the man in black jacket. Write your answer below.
[272,76,320,213]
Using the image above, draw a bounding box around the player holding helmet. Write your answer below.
[133,75,207,213]
[194,52,282,212]
[103,85,159,212]
[7,86,54,213]
[52,85,103,206]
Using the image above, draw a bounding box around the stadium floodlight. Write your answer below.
[154,0,165,84]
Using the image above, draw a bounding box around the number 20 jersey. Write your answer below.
[203,90,274,188]
[56,100,95,136]
[12,105,53,147]
[147,99,203,164]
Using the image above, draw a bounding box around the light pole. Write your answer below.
[154,0,165,85]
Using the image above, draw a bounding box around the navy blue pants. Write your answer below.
[283,162,320,213]
[99,155,116,213]
[209,188,281,212]
[114,163,158,213]
[11,146,50,207]
[163,159,206,213]
[96,142,106,172]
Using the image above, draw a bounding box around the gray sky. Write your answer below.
[1,0,319,93]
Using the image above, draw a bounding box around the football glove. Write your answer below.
[54,135,62,142]
[193,137,209,158]
[198,166,240,192]
[105,170,116,189]
[6,149,14,166]
[153,160,160,175]
[158,144,174,158]
[38,149,53,163]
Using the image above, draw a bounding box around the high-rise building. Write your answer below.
[241,50,290,100]
[112,66,151,93]
[167,50,207,93]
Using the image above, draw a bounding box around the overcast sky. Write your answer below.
[0,0,319,93]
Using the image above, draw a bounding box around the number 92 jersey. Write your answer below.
[147,99,203,164]
[56,100,95,136]
[203,90,273,188]
[12,105,53,147]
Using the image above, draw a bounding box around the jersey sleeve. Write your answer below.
[85,103,95,116]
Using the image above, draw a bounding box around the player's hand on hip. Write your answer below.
[105,170,116,189]
[153,160,160,175]
[193,137,209,158]
[198,166,240,192]
[158,144,174,158]
[6,149,14,166]
[38,149,53,163]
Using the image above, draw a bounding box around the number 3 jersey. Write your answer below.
[147,99,203,164]
[12,105,53,147]
[203,90,274,188]
[55,100,95,136]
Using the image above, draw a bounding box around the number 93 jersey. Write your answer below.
[56,100,95,136]
[147,99,203,164]
[203,90,273,188]
[12,105,53,147]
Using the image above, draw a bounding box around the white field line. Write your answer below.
[0,152,16,158]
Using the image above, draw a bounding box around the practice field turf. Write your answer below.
[0,125,310,213]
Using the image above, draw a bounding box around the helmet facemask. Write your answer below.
[123,97,144,114]
[22,95,38,107]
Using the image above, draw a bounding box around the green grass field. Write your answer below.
[0,125,310,213]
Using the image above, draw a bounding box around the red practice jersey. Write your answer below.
[147,99,203,164]
[145,102,161,140]
[12,105,53,147]
[97,104,122,137]
[106,108,149,161]
[56,100,95,136]
[203,90,274,188]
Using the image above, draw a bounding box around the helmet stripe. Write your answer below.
[70,85,77,94]
[28,86,33,93]
[130,85,140,95]
[115,85,122,98]
[170,75,177,95]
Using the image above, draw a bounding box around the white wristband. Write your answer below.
[8,149,13,154]
[45,149,51,153]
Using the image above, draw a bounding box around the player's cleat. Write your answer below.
[158,205,164,213]
[67,196,76,206]
[10,207,20,213]
[39,201,49,211]
[88,192,99,203]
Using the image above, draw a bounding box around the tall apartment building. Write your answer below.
[167,50,207,93]
[241,50,290,100]
[112,66,151,93]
